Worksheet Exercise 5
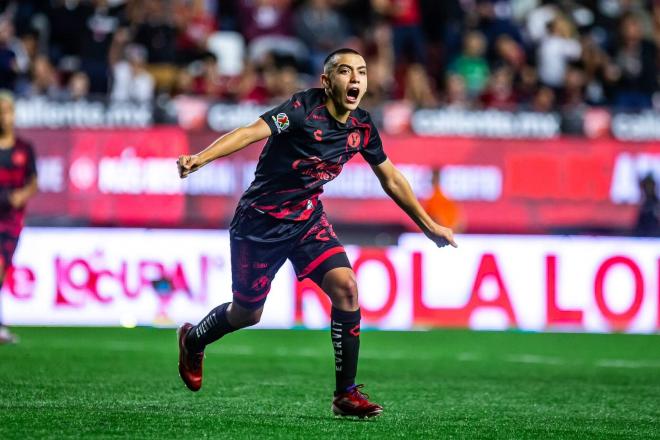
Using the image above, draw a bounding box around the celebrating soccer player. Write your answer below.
[176,48,457,418]
[0,91,38,344]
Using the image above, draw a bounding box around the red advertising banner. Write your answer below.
[22,128,660,233]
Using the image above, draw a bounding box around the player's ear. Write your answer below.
[321,73,330,91]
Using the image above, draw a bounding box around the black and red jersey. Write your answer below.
[240,88,387,222]
[0,137,37,235]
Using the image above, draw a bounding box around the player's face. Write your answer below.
[0,99,14,135]
[323,53,368,112]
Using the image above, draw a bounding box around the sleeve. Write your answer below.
[360,117,387,166]
[259,94,306,136]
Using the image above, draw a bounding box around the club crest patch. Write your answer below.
[272,112,290,133]
[347,131,361,148]
[11,150,27,166]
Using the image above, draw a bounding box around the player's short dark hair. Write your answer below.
[323,48,363,74]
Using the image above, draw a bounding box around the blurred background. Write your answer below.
[1,0,659,333]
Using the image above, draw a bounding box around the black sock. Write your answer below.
[186,302,236,352]
[331,307,361,394]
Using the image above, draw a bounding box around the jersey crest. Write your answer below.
[347,131,361,148]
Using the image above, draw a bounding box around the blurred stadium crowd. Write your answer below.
[0,0,658,112]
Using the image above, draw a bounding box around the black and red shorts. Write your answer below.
[229,203,351,310]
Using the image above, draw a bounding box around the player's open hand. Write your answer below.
[177,154,202,178]
[424,223,458,249]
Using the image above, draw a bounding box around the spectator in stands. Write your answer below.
[634,173,659,237]
[48,0,89,62]
[494,34,526,74]
[653,1,660,49]
[174,0,217,64]
[66,71,91,101]
[171,68,195,96]
[238,0,308,70]
[237,0,294,42]
[580,34,612,106]
[529,85,556,112]
[561,64,587,109]
[606,12,658,110]
[80,0,126,93]
[131,0,178,64]
[537,15,582,89]
[403,63,438,108]
[257,53,305,104]
[0,19,19,90]
[295,0,352,74]
[480,65,518,110]
[525,1,558,44]
[360,21,394,106]
[191,52,240,100]
[371,0,426,65]
[110,43,155,103]
[448,31,490,98]
[20,55,63,99]
[472,0,524,61]
[443,73,470,109]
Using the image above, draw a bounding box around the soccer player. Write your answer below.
[0,91,38,344]
[176,48,457,418]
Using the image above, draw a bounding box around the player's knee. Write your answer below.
[334,275,359,306]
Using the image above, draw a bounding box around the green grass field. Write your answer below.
[1,327,659,439]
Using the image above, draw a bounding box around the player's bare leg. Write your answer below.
[178,303,262,391]
[322,267,382,419]
[0,271,17,344]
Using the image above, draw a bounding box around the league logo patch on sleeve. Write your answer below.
[272,113,290,133]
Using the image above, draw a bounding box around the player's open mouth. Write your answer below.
[346,87,360,104]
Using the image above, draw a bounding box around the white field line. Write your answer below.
[504,354,566,365]
[595,359,660,369]
[38,341,660,369]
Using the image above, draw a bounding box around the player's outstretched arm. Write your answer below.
[371,159,457,248]
[177,118,271,178]
[9,175,37,209]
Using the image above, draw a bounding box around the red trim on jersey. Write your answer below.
[298,246,345,279]
[348,116,371,149]
[305,104,327,121]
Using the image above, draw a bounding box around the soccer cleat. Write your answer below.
[0,326,18,344]
[332,384,383,419]
[177,323,204,392]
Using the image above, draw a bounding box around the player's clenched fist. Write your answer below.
[177,154,202,178]
[424,223,458,248]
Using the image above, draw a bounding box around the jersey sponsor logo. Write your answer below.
[314,129,323,141]
[272,112,290,133]
[11,150,27,167]
[347,131,361,148]
[292,156,343,181]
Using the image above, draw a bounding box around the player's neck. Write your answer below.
[0,132,14,149]
[325,97,351,124]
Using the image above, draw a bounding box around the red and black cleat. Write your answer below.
[332,384,383,419]
[177,323,204,392]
